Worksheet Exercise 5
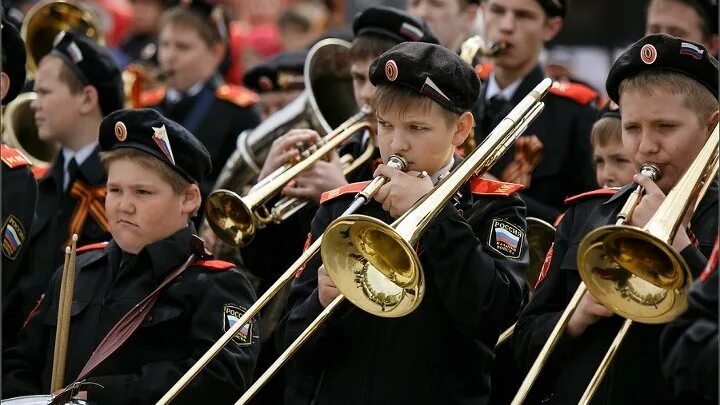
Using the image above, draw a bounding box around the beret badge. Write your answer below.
[641,44,657,65]
[152,125,176,165]
[385,60,399,81]
[114,121,127,141]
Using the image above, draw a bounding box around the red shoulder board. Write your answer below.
[470,177,523,196]
[549,81,599,106]
[216,84,258,108]
[474,63,493,81]
[31,166,49,180]
[138,87,166,107]
[320,181,371,204]
[1,144,31,169]
[564,188,618,205]
[76,241,109,253]
[700,236,719,282]
[194,259,235,271]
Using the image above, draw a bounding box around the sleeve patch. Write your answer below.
[488,218,524,259]
[2,215,26,260]
[223,304,255,347]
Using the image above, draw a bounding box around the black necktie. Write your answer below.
[481,95,509,139]
[66,157,79,190]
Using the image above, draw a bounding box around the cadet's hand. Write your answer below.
[631,174,692,251]
[567,291,614,337]
[318,265,340,307]
[258,129,321,181]
[373,164,433,218]
[282,149,348,203]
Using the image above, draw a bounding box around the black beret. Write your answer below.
[1,14,26,104]
[99,108,212,184]
[684,0,718,35]
[606,34,719,103]
[244,50,307,92]
[370,42,480,114]
[50,30,124,116]
[165,0,228,42]
[535,0,567,17]
[353,6,439,45]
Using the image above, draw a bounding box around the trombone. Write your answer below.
[204,109,375,247]
[157,155,408,405]
[231,78,551,404]
[512,125,719,404]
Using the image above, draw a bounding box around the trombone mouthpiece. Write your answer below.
[387,155,407,171]
[640,164,662,181]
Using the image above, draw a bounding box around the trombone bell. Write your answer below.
[321,215,423,317]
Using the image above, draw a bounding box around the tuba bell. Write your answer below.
[1,0,103,167]
[211,38,359,196]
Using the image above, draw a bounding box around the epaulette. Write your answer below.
[320,181,371,204]
[564,188,618,205]
[470,177,523,196]
[474,63,493,81]
[549,81,599,106]
[216,84,258,108]
[76,241,110,253]
[138,87,166,107]
[194,259,235,271]
[1,144,31,169]
[31,166,48,180]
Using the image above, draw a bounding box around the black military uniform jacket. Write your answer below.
[2,225,260,405]
[660,256,718,404]
[513,181,718,404]
[473,65,598,223]
[147,78,262,196]
[276,175,529,405]
[1,145,38,348]
[9,149,111,343]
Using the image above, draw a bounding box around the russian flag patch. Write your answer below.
[680,42,704,60]
[488,218,524,259]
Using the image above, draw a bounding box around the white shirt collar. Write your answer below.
[430,156,455,185]
[485,73,523,102]
[166,81,206,104]
[62,141,98,190]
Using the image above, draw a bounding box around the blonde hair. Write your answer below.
[100,148,192,194]
[370,84,461,128]
[618,70,718,124]
[590,116,622,148]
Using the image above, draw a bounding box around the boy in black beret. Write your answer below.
[407,0,480,53]
[223,7,440,403]
[140,0,261,199]
[1,13,38,351]
[276,41,529,405]
[474,0,598,225]
[243,49,307,120]
[5,29,124,348]
[2,108,260,404]
[590,101,636,189]
[514,34,718,404]
[646,0,719,57]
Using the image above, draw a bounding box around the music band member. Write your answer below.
[646,0,719,56]
[276,41,529,405]
[407,0,480,54]
[1,14,39,349]
[474,0,599,223]
[243,49,308,120]
[590,102,636,189]
[6,30,123,348]
[140,0,261,198]
[513,34,719,404]
[2,109,260,404]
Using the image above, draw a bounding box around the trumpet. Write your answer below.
[228,78,551,405]
[157,155,408,405]
[460,35,506,64]
[205,107,375,247]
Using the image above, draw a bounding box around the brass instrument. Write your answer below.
[2,0,102,167]
[157,155,408,405]
[228,78,551,405]
[205,110,374,247]
[211,38,359,197]
[511,163,661,405]
[575,126,719,403]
